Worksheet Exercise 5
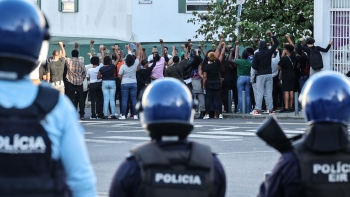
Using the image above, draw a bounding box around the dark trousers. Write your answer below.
[185,82,194,98]
[205,88,222,114]
[272,75,280,110]
[221,85,230,113]
[90,82,103,117]
[67,83,85,116]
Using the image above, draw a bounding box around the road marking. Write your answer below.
[210,127,239,131]
[85,132,94,135]
[188,134,241,139]
[219,150,275,155]
[106,130,144,133]
[197,131,256,136]
[99,136,150,140]
[219,139,243,141]
[85,139,127,143]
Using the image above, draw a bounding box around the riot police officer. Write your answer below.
[257,71,350,197]
[109,78,226,197]
[0,0,96,196]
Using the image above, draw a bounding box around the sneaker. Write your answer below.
[90,116,96,120]
[119,115,126,120]
[128,115,134,119]
[110,115,117,119]
[134,115,138,120]
[251,110,261,115]
[127,113,131,118]
[203,114,210,119]
[269,110,275,115]
[279,108,289,113]
[101,116,107,119]
[219,114,223,119]
[80,115,85,120]
[289,108,295,112]
[108,114,112,119]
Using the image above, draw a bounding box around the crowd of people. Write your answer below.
[35,32,333,120]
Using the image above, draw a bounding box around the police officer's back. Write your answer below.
[109,78,226,197]
[0,0,96,196]
[258,71,350,197]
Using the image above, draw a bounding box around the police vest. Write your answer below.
[131,141,214,197]
[294,140,350,197]
[0,85,71,197]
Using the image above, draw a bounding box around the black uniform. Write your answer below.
[109,140,226,197]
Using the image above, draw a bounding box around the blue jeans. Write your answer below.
[102,80,116,116]
[237,76,251,114]
[121,83,138,116]
[299,76,309,92]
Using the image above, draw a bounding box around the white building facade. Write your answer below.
[33,0,219,43]
[314,0,350,74]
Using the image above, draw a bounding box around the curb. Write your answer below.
[222,113,304,120]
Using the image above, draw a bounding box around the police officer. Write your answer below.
[0,0,96,196]
[257,71,350,197]
[109,78,226,197]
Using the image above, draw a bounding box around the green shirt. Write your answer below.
[234,59,252,77]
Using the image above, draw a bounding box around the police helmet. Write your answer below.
[136,78,197,140]
[299,71,350,125]
[0,0,50,80]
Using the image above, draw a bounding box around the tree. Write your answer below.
[187,0,314,46]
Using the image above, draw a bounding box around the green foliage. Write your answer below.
[187,0,314,47]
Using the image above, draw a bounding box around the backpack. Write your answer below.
[302,52,311,77]
[309,47,323,70]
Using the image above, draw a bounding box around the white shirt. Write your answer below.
[87,65,103,83]
[83,64,93,91]
[148,54,154,62]
[271,51,280,77]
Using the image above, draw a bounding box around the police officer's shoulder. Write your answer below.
[126,152,135,161]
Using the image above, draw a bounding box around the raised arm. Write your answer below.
[285,34,294,47]
[228,47,235,64]
[136,42,142,61]
[100,45,105,60]
[234,41,239,60]
[182,45,189,60]
[198,45,206,58]
[142,47,146,61]
[113,47,120,66]
[317,41,333,52]
[58,42,66,59]
[215,39,224,59]
[218,42,226,62]
[160,39,165,57]
[168,46,176,65]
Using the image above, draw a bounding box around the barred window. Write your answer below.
[330,0,350,74]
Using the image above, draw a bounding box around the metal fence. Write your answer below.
[330,0,350,74]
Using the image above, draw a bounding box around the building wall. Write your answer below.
[41,0,132,41]
[131,0,205,42]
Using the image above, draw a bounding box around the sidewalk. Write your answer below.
[222,110,304,120]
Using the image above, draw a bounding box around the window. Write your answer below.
[330,0,350,74]
[58,0,79,12]
[31,0,41,8]
[178,0,222,13]
[186,0,215,13]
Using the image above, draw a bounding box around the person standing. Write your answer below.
[109,78,226,197]
[65,50,87,120]
[278,45,296,113]
[47,42,66,94]
[203,40,226,120]
[258,71,350,197]
[118,43,142,120]
[251,31,279,115]
[87,56,103,119]
[98,54,117,119]
[0,1,96,196]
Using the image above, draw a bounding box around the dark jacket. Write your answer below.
[165,61,187,81]
[252,36,279,76]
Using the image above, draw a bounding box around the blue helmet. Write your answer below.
[299,71,350,125]
[136,78,197,140]
[0,0,50,79]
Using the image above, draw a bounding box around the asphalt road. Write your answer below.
[82,118,307,197]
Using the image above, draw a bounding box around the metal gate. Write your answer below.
[330,0,350,74]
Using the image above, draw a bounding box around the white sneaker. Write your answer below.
[127,113,131,118]
[203,114,209,119]
[134,115,138,120]
[219,114,223,119]
[119,115,126,120]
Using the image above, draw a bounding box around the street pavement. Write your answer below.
[82,116,308,197]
